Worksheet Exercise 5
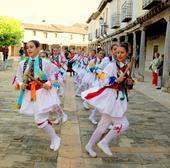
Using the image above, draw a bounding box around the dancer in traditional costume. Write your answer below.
[51,48,67,83]
[88,44,118,125]
[16,40,61,151]
[81,49,104,110]
[39,51,68,124]
[82,43,134,157]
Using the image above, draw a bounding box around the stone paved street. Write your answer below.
[0,60,61,168]
[0,60,170,168]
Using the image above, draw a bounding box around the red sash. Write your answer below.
[85,83,118,100]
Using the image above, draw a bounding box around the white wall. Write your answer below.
[87,0,148,43]
[132,0,147,21]
[107,0,117,35]
[24,30,87,46]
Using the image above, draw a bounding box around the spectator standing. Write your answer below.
[2,46,7,61]
[149,52,160,86]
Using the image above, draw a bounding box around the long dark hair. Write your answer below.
[28,40,40,48]
[119,42,129,52]
[110,43,118,50]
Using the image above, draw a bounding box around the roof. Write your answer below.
[23,23,57,32]
[86,0,112,23]
[23,23,88,35]
[86,11,100,23]
[51,24,87,35]
[97,0,107,12]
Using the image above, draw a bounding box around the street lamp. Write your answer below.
[99,17,108,37]
[99,17,104,25]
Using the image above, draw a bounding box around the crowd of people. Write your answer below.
[13,39,135,158]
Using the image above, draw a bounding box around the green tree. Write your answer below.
[0,16,23,47]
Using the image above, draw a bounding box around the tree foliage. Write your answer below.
[0,16,23,47]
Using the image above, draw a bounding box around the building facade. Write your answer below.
[87,0,170,92]
[11,23,88,56]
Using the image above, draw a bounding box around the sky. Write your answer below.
[0,0,100,25]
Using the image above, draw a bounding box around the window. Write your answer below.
[44,32,48,38]
[32,31,36,36]
[70,34,73,40]
[83,35,85,41]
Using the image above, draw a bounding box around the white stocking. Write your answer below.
[87,114,112,147]
[101,116,129,145]
[42,123,59,142]
[54,105,64,117]
[89,108,97,119]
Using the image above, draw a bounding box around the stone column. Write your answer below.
[107,41,109,55]
[133,32,137,57]
[94,44,97,50]
[138,28,146,82]
[109,40,112,55]
[162,16,170,92]
[49,45,52,51]
[118,36,121,44]
[125,34,128,43]
[132,32,137,77]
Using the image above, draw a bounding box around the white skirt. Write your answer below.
[82,72,96,87]
[81,87,128,118]
[77,68,86,79]
[19,87,61,116]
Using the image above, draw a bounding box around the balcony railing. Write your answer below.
[142,0,162,9]
[121,0,132,22]
[95,29,100,39]
[100,23,107,37]
[111,13,120,29]
[88,33,92,41]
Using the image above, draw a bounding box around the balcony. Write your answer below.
[121,0,132,22]
[111,13,120,29]
[88,33,92,41]
[100,23,107,37]
[95,29,100,39]
[142,0,162,9]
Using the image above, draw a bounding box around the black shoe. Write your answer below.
[156,87,161,89]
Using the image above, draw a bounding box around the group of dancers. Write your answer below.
[72,43,134,157]
[14,40,134,158]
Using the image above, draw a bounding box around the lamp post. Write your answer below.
[99,17,104,25]
[99,17,104,37]
[99,17,108,37]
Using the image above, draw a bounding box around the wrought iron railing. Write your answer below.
[88,33,92,41]
[121,0,132,22]
[142,0,162,9]
[95,29,100,39]
[111,13,120,29]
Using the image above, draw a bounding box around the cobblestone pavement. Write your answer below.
[0,60,170,168]
[0,61,61,168]
[76,90,170,168]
